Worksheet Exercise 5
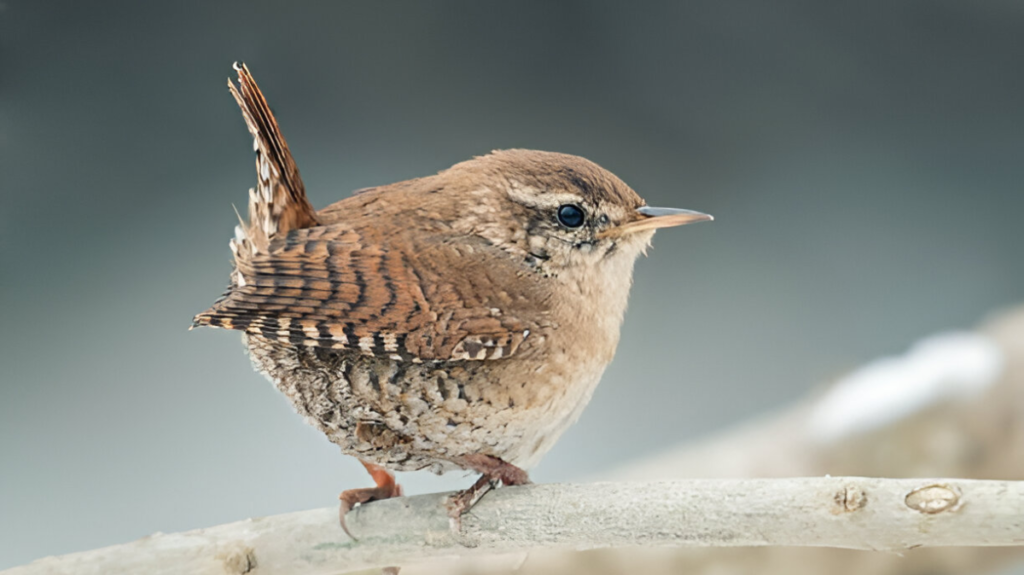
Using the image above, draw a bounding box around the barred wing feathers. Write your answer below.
[193,225,535,362]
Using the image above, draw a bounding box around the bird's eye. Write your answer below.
[557,204,585,228]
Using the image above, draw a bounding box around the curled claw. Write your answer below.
[446,454,531,532]
[338,461,403,540]
[445,475,499,532]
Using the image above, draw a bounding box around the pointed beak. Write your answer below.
[599,206,714,238]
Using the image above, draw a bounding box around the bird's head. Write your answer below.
[446,149,712,282]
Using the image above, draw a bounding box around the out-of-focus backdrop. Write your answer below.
[2,0,1022,569]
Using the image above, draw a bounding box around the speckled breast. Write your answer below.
[242,333,605,473]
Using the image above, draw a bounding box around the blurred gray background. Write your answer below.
[1,0,1023,569]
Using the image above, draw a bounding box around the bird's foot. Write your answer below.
[446,455,530,533]
[445,473,499,533]
[339,460,403,540]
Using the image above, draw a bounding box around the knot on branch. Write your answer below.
[905,484,962,514]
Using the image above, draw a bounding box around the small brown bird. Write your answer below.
[193,64,711,531]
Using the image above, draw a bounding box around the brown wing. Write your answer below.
[193,224,536,362]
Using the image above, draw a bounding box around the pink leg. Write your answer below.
[339,460,404,540]
[446,454,531,530]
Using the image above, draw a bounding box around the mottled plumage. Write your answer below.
[193,64,711,524]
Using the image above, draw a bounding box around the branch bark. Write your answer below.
[5,478,1024,575]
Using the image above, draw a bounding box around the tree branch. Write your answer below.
[6,478,1023,575]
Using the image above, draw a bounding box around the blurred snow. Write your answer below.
[810,332,1004,442]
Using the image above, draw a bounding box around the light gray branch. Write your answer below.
[6,477,1023,575]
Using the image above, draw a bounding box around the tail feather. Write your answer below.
[193,63,319,329]
[228,62,318,256]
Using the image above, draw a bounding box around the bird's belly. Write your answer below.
[242,334,608,473]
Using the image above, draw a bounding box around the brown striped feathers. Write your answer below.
[193,222,534,361]
[193,65,537,361]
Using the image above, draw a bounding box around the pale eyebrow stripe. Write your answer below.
[506,183,583,208]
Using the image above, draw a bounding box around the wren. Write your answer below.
[193,64,712,531]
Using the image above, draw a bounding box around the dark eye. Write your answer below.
[557,204,585,228]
